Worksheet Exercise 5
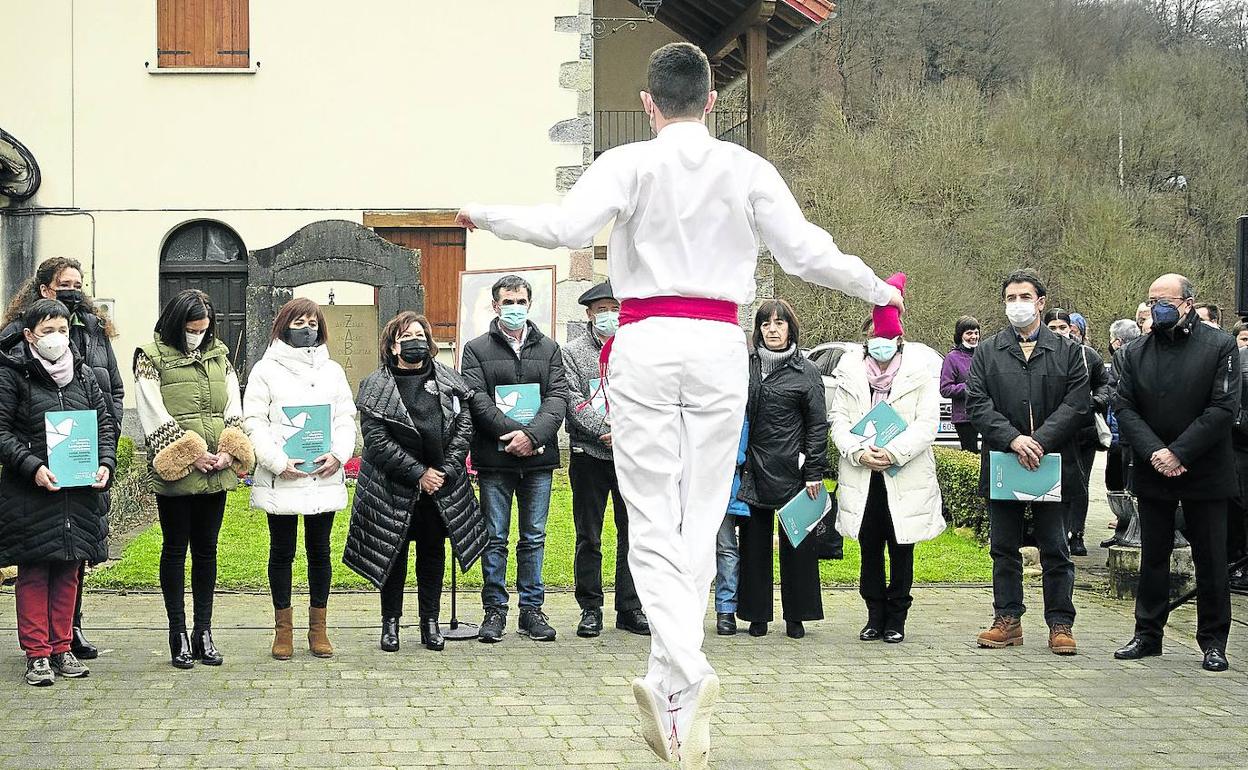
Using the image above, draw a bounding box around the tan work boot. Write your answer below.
[1048,624,1077,655]
[272,607,294,660]
[308,606,333,658]
[976,615,1023,648]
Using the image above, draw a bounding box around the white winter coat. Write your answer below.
[829,349,946,545]
[243,341,357,515]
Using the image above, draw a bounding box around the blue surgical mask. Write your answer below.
[1151,301,1181,331]
[867,337,898,362]
[593,310,619,337]
[499,304,529,331]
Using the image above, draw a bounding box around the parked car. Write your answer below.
[804,341,961,448]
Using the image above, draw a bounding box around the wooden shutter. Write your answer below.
[374,228,467,344]
[158,0,249,68]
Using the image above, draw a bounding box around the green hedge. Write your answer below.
[115,435,136,481]
[826,438,988,542]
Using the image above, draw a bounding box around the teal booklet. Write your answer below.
[495,383,542,451]
[777,481,836,548]
[850,401,907,477]
[279,405,332,472]
[45,410,99,488]
[988,451,1062,502]
[586,378,608,416]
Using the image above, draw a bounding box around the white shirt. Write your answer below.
[467,121,893,307]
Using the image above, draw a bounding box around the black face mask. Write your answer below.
[286,327,319,349]
[398,339,430,364]
[55,289,85,312]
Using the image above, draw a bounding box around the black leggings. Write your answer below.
[859,473,915,632]
[157,492,227,632]
[380,499,447,620]
[267,512,336,610]
[954,422,979,453]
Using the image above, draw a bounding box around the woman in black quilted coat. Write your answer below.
[343,312,485,653]
[0,299,115,686]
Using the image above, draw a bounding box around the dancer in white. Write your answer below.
[457,42,901,768]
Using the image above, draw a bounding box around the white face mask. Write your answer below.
[1005,301,1038,329]
[185,331,207,351]
[32,332,70,362]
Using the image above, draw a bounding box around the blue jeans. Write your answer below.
[478,470,554,610]
[715,514,740,613]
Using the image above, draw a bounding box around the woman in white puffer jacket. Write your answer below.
[243,298,356,661]
[830,280,945,645]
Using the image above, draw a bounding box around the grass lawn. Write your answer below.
[88,472,992,590]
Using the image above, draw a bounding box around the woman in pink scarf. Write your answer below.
[829,274,946,643]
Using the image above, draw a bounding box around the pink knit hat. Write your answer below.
[872,273,906,339]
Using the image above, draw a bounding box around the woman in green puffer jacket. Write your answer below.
[134,289,254,670]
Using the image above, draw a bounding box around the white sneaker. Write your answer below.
[631,678,673,762]
[673,674,719,769]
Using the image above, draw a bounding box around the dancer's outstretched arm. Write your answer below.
[457,153,630,250]
[749,160,903,312]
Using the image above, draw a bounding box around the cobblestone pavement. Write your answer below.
[1,586,1246,769]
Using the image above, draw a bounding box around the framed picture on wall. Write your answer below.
[456,266,557,366]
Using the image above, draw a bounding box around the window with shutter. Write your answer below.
[157,0,250,69]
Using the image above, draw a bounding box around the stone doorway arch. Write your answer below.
[246,219,423,373]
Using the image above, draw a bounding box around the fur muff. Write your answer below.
[153,431,208,481]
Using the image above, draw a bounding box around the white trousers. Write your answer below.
[609,317,748,695]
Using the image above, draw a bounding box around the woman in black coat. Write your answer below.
[343,312,486,652]
[2,256,124,660]
[0,300,115,686]
[735,300,827,640]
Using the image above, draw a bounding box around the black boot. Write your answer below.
[169,631,195,670]
[71,626,99,660]
[420,618,445,652]
[716,613,737,636]
[1068,533,1087,557]
[748,621,768,637]
[380,617,400,652]
[191,629,223,666]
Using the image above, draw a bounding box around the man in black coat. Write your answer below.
[461,275,570,644]
[1112,274,1239,672]
[968,269,1089,655]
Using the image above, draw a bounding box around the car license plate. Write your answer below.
[940,421,954,434]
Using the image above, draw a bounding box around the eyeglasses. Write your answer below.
[1143,297,1188,308]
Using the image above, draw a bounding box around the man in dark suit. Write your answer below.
[1112,274,1240,672]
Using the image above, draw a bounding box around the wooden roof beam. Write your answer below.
[704,0,776,62]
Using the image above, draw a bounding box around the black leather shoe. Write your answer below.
[169,631,195,670]
[380,617,400,652]
[883,629,905,644]
[191,629,223,666]
[1099,535,1120,549]
[860,626,882,642]
[748,622,767,637]
[71,627,99,660]
[785,621,805,639]
[420,618,444,652]
[616,609,651,636]
[716,613,737,636]
[1068,534,1087,557]
[1203,648,1229,672]
[577,608,603,638]
[1114,636,1163,660]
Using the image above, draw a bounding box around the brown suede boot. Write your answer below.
[1048,624,1077,655]
[976,615,1023,648]
[272,607,294,660]
[308,606,333,658]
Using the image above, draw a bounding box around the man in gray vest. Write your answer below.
[561,280,649,638]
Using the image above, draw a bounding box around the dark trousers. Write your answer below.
[158,492,227,632]
[380,498,447,620]
[1135,497,1231,651]
[73,562,86,628]
[989,500,1075,626]
[1065,443,1098,537]
[954,422,979,453]
[569,453,640,613]
[1105,446,1126,493]
[15,560,81,658]
[1228,451,1248,562]
[737,504,823,623]
[858,473,914,632]
[267,511,336,610]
